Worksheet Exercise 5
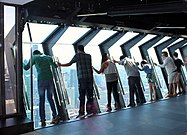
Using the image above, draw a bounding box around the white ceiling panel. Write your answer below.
[0,0,33,5]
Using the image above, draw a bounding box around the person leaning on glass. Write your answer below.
[92,53,121,112]
[58,45,96,118]
[23,50,59,127]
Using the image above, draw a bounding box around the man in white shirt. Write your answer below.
[157,51,177,97]
[114,56,146,107]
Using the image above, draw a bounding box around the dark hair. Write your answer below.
[101,53,108,64]
[162,51,168,57]
[120,55,125,61]
[173,52,178,57]
[77,45,84,52]
[141,60,147,67]
[33,50,41,55]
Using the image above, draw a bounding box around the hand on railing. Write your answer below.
[153,63,157,66]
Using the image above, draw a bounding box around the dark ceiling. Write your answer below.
[23,0,187,36]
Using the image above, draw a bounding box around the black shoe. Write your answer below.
[127,104,135,107]
[41,121,46,127]
[141,100,146,104]
[114,102,121,110]
[136,101,140,104]
[76,114,85,119]
[177,91,183,95]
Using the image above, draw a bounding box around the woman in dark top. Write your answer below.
[173,52,184,94]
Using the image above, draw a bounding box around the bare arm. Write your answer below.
[113,59,120,64]
[58,62,72,67]
[157,58,168,68]
[92,62,107,74]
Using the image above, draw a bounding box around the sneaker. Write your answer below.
[50,116,59,124]
[41,121,46,127]
[141,100,146,104]
[177,91,183,95]
[127,104,135,107]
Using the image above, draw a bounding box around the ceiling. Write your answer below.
[22,0,187,36]
[0,0,33,5]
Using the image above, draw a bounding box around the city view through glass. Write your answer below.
[19,23,187,128]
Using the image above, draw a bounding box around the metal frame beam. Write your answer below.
[0,2,5,117]
[42,26,68,55]
[121,33,147,57]
[16,6,25,115]
[168,39,187,57]
[139,35,164,59]
[73,28,101,52]
[99,32,126,54]
[108,1,187,16]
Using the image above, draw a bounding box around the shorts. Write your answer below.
[146,73,156,83]
[168,72,177,84]
[176,72,181,82]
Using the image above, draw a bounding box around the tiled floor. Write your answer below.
[23,94,187,135]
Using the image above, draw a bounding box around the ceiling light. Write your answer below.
[156,27,186,29]
[77,12,107,17]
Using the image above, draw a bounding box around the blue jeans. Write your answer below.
[38,80,57,122]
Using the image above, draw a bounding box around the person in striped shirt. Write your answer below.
[58,45,95,118]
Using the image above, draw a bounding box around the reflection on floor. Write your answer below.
[22,94,187,135]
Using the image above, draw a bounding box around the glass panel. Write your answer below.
[87,30,117,46]
[167,38,184,48]
[56,27,90,45]
[22,43,45,128]
[147,36,171,97]
[130,34,156,101]
[117,32,139,45]
[4,5,17,114]
[162,38,184,52]
[52,44,79,118]
[22,23,58,43]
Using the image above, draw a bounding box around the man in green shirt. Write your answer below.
[24,50,58,127]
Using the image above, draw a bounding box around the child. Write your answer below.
[138,60,157,101]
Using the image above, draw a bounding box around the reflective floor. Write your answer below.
[23,94,187,135]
